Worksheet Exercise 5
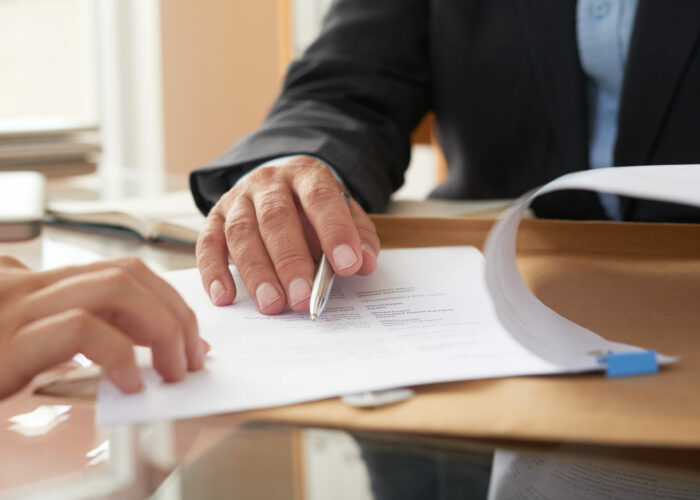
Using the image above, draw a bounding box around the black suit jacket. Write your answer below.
[190,0,700,222]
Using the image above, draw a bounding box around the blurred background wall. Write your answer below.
[0,0,436,197]
[0,0,328,177]
[160,0,283,175]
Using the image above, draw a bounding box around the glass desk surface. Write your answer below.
[1,175,699,500]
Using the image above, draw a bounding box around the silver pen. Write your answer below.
[309,192,351,320]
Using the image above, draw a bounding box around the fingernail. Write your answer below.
[209,280,226,305]
[361,242,377,260]
[179,353,188,377]
[256,282,282,309]
[332,244,358,271]
[201,338,212,354]
[288,277,312,306]
[193,341,206,370]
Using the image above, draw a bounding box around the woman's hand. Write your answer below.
[0,256,206,399]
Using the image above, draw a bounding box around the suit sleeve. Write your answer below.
[189,0,431,215]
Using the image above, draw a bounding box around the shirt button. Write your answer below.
[592,0,611,20]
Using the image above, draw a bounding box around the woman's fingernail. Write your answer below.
[193,341,206,370]
[201,338,212,354]
[179,353,188,377]
[288,277,312,306]
[332,244,358,271]
[209,280,226,305]
[256,282,282,310]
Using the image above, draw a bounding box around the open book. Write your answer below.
[92,165,698,426]
[47,190,205,245]
[46,190,516,247]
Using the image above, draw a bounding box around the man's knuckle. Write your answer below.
[245,165,282,187]
[196,230,222,257]
[304,185,338,209]
[257,165,277,178]
[224,214,256,243]
[273,250,308,276]
[202,211,225,231]
[317,220,355,241]
[238,258,269,285]
[196,255,222,277]
[257,199,292,229]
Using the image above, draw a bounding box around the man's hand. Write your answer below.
[0,256,207,399]
[196,156,380,314]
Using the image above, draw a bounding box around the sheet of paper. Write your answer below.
[97,165,697,425]
[487,449,700,500]
[484,164,700,369]
[97,246,561,425]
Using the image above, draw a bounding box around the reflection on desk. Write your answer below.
[1,193,700,498]
[488,449,700,500]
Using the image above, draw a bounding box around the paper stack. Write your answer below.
[0,117,100,177]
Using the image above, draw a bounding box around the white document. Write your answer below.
[97,164,698,425]
[98,246,561,425]
[484,164,699,369]
[487,449,700,500]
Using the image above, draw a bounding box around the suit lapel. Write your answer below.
[615,0,700,166]
[513,0,589,177]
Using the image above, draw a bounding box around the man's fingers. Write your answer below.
[196,157,381,315]
[0,309,141,398]
[348,197,380,276]
[253,185,316,312]
[294,176,363,277]
[299,211,322,261]
[36,257,204,371]
[224,197,286,314]
[19,269,189,383]
[196,213,237,307]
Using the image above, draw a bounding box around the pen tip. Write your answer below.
[311,314,318,321]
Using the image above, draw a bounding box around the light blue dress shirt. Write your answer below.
[577,0,639,220]
[239,0,640,220]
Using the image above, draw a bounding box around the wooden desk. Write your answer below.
[1,216,699,498]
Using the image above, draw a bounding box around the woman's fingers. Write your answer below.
[0,255,30,274]
[0,309,141,398]
[35,257,204,371]
[18,268,194,382]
